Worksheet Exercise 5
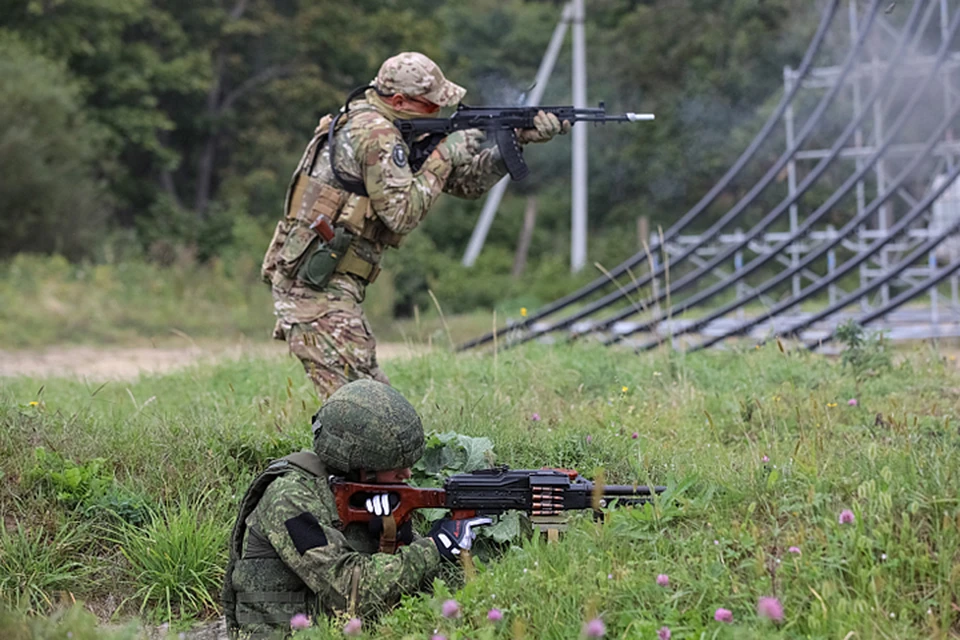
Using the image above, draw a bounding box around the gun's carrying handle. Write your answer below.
[494,128,529,181]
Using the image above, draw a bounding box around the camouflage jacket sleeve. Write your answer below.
[352,111,446,236]
[443,142,508,200]
[248,472,442,618]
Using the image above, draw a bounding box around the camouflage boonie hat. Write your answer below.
[374,52,466,107]
[312,380,425,472]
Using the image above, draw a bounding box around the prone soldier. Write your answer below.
[222,380,491,638]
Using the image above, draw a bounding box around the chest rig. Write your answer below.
[261,87,405,291]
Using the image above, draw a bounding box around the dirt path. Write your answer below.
[0,341,426,381]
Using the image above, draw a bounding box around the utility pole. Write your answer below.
[570,0,588,272]
[462,3,573,267]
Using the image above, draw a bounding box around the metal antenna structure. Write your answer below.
[460,0,960,353]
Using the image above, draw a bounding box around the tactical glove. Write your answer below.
[517,110,571,144]
[428,516,493,562]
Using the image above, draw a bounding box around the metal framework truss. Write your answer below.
[460,0,960,353]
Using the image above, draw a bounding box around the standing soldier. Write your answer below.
[261,51,568,399]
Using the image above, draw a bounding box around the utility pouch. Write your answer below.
[274,225,318,281]
[338,195,370,235]
[260,220,290,284]
[297,227,354,291]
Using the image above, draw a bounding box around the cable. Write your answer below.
[700,158,960,352]
[620,1,958,349]
[496,0,881,349]
[456,0,841,351]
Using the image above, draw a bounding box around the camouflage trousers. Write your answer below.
[274,285,389,401]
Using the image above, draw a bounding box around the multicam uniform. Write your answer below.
[262,84,507,400]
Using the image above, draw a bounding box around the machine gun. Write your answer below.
[331,466,666,550]
[395,103,654,180]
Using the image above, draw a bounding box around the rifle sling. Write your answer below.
[327,85,372,197]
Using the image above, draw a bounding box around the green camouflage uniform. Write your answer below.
[224,380,442,638]
[234,466,441,627]
[270,52,507,400]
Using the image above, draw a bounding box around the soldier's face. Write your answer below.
[388,93,441,116]
[374,467,413,483]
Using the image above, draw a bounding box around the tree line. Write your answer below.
[0,0,816,311]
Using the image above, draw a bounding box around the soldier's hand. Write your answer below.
[366,493,414,545]
[438,130,482,166]
[420,130,479,182]
[428,516,493,561]
[517,110,571,144]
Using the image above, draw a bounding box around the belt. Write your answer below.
[335,245,381,283]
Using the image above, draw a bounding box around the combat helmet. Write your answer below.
[312,380,425,473]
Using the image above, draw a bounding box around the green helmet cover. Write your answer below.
[312,380,425,472]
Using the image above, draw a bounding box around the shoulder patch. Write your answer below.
[392,144,408,168]
[284,512,328,555]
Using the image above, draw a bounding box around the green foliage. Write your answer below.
[27,448,110,508]
[111,495,228,621]
[412,432,496,486]
[0,33,109,259]
[27,447,150,526]
[835,319,893,381]
[0,0,821,319]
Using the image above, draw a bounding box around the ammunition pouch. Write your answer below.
[338,194,403,249]
[297,226,354,291]
[336,244,381,283]
[262,108,402,290]
[230,557,313,636]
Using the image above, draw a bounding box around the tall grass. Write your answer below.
[1,342,959,637]
[110,494,228,622]
[0,521,96,614]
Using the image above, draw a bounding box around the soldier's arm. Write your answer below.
[252,475,442,618]
[443,142,508,200]
[357,115,451,235]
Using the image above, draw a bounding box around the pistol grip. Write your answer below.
[494,128,529,181]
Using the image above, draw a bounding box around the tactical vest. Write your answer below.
[260,105,406,292]
[223,452,330,639]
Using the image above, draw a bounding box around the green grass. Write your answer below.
[0,253,497,348]
[0,520,96,615]
[110,493,228,622]
[2,341,960,638]
[9,251,951,352]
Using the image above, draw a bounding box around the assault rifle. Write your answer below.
[331,466,665,548]
[395,103,655,180]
